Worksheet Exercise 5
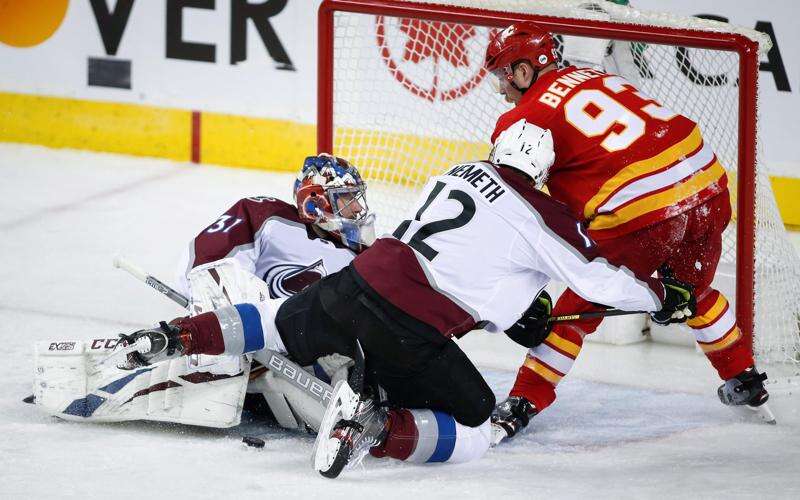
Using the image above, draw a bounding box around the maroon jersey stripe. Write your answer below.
[353,238,475,338]
[191,198,304,268]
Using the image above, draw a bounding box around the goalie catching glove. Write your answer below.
[504,290,552,349]
[651,276,696,325]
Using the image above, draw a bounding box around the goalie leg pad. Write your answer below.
[189,301,287,357]
[34,339,250,427]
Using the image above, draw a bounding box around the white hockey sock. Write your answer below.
[377,409,491,464]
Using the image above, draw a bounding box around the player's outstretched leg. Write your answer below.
[507,289,600,415]
[314,380,492,478]
[113,301,287,369]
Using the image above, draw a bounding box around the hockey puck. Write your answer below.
[242,436,265,449]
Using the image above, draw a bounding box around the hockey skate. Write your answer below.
[490,395,538,445]
[312,380,388,478]
[718,367,776,425]
[108,321,192,370]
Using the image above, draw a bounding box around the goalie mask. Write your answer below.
[293,154,376,252]
[490,119,555,188]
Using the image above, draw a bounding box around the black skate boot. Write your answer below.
[114,321,193,370]
[491,396,538,445]
[717,367,775,424]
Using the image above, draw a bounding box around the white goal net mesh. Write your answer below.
[325,0,800,378]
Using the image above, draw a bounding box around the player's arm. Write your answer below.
[534,223,662,311]
[523,201,693,319]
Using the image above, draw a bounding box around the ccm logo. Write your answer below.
[48,342,76,351]
[90,338,121,350]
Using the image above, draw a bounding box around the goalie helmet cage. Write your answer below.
[317,0,800,381]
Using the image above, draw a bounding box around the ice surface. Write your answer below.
[1,144,798,499]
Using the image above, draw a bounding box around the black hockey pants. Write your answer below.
[275,265,494,427]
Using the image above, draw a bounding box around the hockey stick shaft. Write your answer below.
[113,255,189,309]
[548,308,645,323]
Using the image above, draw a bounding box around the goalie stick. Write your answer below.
[113,255,189,309]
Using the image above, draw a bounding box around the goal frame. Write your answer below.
[317,0,760,342]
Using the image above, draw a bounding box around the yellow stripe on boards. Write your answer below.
[771,176,800,230]
[334,127,491,187]
[0,92,190,161]
[200,112,316,172]
[3,91,800,229]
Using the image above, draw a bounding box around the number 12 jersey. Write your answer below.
[352,162,665,338]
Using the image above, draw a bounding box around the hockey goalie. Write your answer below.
[32,154,375,432]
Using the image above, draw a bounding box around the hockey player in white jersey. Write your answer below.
[117,122,695,477]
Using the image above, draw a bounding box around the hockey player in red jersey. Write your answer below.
[116,125,696,477]
[484,21,773,438]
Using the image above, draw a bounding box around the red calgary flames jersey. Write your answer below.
[491,66,728,240]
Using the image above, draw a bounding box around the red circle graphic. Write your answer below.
[375,16,489,102]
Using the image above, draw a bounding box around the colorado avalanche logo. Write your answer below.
[264,259,327,298]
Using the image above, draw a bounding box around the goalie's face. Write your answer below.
[331,189,365,220]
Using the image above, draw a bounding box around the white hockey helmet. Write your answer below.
[489,118,555,188]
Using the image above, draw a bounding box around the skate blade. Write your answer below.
[490,423,510,446]
[312,380,359,477]
[729,402,777,425]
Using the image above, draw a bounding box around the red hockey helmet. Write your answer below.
[484,22,557,89]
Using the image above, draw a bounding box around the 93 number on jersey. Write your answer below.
[564,75,677,152]
[393,181,476,261]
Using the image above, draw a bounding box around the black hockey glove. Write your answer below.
[504,290,552,349]
[491,396,538,441]
[116,320,193,370]
[650,277,696,325]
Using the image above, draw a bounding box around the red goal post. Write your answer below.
[317,0,798,376]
